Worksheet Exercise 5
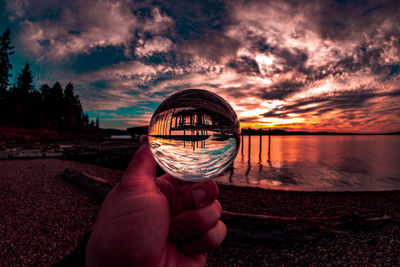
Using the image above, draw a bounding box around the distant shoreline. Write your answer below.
[125,125,400,137]
[240,129,400,136]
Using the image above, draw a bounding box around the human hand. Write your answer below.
[85,136,226,267]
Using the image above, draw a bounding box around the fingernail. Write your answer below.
[192,188,206,207]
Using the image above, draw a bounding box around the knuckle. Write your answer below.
[210,200,222,218]
[206,221,226,251]
[215,200,222,214]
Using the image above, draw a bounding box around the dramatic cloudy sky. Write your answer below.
[1,0,400,132]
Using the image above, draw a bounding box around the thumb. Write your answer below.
[119,138,157,193]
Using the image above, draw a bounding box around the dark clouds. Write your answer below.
[68,46,130,73]
[259,80,305,100]
[313,0,400,41]
[262,88,400,122]
[228,56,260,74]
[3,0,400,131]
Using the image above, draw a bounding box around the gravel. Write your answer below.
[1,158,399,266]
[209,185,400,266]
[0,159,122,266]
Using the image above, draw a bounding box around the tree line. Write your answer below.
[0,28,99,131]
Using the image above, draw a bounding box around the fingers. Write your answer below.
[156,174,187,217]
[156,174,220,216]
[152,150,225,255]
[169,200,222,241]
[181,220,227,255]
[182,179,219,209]
[119,138,157,192]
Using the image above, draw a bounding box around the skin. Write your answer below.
[86,136,226,267]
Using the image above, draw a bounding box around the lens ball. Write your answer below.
[149,89,240,182]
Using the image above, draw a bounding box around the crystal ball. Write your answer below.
[149,89,240,182]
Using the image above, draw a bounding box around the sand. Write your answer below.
[0,158,399,266]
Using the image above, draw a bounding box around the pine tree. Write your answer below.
[83,113,89,127]
[15,63,34,94]
[39,84,51,128]
[40,83,51,98]
[48,82,64,129]
[64,82,84,130]
[0,28,14,125]
[73,94,84,130]
[0,29,99,133]
[11,64,35,126]
[0,28,14,93]
[64,82,74,129]
[28,89,43,128]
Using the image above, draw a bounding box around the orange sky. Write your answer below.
[4,0,400,133]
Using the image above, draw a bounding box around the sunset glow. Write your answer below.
[3,0,400,132]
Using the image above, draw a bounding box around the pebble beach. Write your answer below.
[1,158,399,266]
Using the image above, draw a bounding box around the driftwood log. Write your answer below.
[221,211,392,243]
[60,170,393,243]
[60,169,115,198]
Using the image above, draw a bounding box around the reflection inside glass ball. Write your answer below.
[149,89,240,182]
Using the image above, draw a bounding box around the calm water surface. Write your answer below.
[215,135,400,191]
